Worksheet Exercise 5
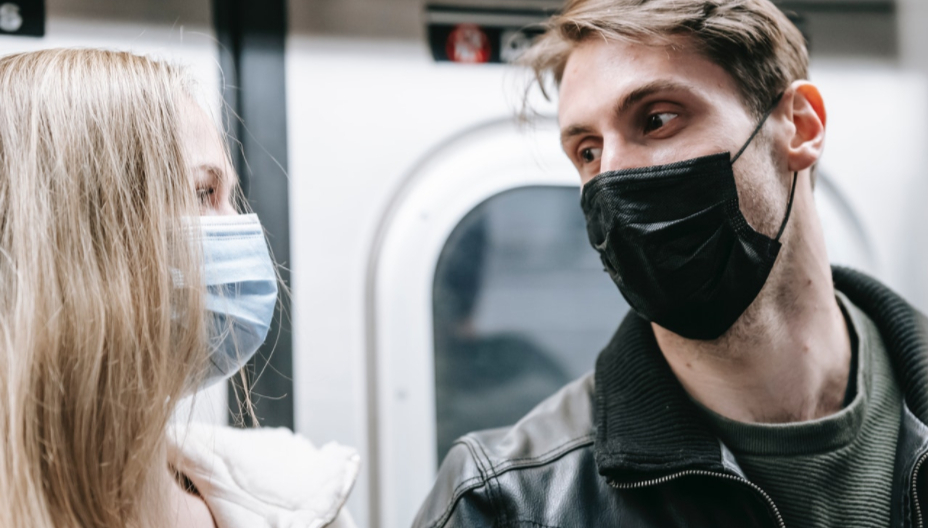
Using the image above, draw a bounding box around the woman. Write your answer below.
[0,49,357,527]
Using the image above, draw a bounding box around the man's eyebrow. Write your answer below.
[614,80,696,117]
[560,81,698,146]
[560,124,596,146]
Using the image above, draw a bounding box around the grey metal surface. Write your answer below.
[290,0,897,62]
[215,0,294,430]
[48,0,208,24]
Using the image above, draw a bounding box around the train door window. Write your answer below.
[432,186,629,460]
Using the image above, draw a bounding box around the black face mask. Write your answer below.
[580,97,798,340]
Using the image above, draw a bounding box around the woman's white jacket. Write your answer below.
[168,422,359,528]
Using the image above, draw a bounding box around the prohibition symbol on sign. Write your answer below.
[446,24,491,64]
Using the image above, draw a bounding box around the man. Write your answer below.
[413,1,928,527]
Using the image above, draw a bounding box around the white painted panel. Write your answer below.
[812,64,928,309]
[285,36,543,525]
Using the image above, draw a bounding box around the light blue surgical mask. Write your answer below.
[196,214,278,388]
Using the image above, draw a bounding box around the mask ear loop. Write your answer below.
[731,91,786,164]
[775,172,799,242]
[728,91,797,242]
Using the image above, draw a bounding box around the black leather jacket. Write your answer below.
[412,267,928,528]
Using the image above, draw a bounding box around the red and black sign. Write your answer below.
[426,4,549,64]
[445,23,492,64]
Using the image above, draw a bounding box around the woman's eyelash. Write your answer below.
[197,187,216,203]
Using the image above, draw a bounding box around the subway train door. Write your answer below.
[370,98,885,527]
[370,118,621,528]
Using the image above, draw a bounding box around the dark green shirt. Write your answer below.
[696,292,902,527]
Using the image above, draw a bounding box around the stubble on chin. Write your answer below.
[661,139,796,360]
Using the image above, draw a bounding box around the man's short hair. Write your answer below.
[522,0,809,118]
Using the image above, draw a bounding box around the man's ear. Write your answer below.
[786,81,826,173]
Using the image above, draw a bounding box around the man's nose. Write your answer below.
[599,137,643,173]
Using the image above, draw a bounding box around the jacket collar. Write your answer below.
[594,266,928,480]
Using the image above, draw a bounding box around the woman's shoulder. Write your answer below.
[167,422,360,528]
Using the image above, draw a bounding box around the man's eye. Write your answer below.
[580,147,603,164]
[644,112,678,133]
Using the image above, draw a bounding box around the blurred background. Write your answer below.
[2,0,928,526]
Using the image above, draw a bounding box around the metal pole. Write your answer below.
[213,0,294,430]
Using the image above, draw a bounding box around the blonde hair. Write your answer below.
[0,49,210,527]
[522,0,809,117]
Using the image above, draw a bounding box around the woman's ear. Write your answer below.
[786,81,826,173]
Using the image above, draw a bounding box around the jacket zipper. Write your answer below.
[608,470,785,528]
[913,450,928,528]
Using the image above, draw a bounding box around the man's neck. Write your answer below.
[655,186,852,424]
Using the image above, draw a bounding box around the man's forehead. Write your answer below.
[562,36,708,79]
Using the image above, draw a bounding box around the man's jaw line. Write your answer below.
[653,175,852,424]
